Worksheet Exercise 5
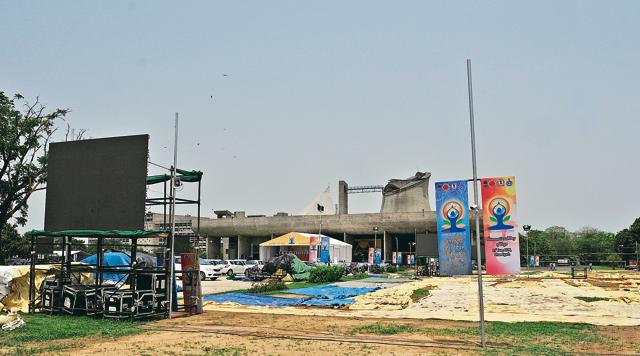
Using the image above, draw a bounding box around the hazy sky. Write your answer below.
[2,1,639,233]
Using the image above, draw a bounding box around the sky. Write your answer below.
[2,1,639,234]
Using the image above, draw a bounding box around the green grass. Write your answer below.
[2,314,146,344]
[351,321,607,355]
[351,323,417,335]
[410,287,430,302]
[574,296,610,303]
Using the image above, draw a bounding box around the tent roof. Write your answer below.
[260,232,351,247]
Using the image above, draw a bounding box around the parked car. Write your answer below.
[244,260,265,270]
[220,259,247,276]
[174,256,222,281]
[204,259,223,265]
[199,258,222,280]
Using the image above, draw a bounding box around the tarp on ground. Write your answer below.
[283,285,377,299]
[203,293,306,307]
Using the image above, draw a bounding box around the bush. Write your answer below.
[308,265,344,283]
[370,265,385,274]
[385,264,398,273]
[351,272,368,280]
[248,279,287,294]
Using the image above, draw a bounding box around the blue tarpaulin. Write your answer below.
[203,293,306,307]
[283,285,377,299]
[203,285,378,307]
[81,250,157,282]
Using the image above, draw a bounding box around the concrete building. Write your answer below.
[151,171,479,263]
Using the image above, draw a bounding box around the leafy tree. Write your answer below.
[0,92,68,263]
[615,217,640,263]
[573,227,615,264]
[0,223,30,260]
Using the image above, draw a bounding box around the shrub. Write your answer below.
[351,272,368,280]
[385,264,398,273]
[248,279,287,294]
[370,265,385,274]
[309,265,344,283]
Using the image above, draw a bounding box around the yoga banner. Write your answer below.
[375,248,381,264]
[367,247,374,264]
[320,236,330,263]
[481,176,520,275]
[435,180,472,275]
[309,235,318,263]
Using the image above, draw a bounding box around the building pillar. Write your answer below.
[339,180,348,215]
[384,231,391,261]
[206,236,222,259]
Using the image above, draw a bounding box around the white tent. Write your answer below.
[259,232,352,263]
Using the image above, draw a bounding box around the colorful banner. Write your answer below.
[309,235,319,263]
[435,180,472,275]
[392,252,397,265]
[375,248,381,264]
[534,256,540,267]
[529,255,535,267]
[320,236,330,263]
[367,248,374,264]
[481,176,520,275]
[396,252,402,265]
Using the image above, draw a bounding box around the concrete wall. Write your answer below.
[193,211,437,237]
[380,175,431,213]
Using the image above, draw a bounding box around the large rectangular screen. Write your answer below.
[44,134,149,231]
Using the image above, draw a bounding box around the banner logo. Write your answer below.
[487,197,513,230]
[441,200,465,233]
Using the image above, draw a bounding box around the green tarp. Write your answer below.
[28,230,167,237]
[146,169,203,185]
[291,256,312,280]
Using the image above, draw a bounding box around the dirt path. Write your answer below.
[64,312,482,355]
[58,311,639,355]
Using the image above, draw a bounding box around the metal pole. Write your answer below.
[467,59,486,347]
[167,113,179,319]
[526,234,530,270]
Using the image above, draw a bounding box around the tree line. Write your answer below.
[519,218,640,265]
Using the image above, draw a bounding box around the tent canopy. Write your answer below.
[146,168,203,185]
[259,232,352,263]
[260,232,351,247]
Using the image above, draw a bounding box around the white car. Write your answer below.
[245,260,265,270]
[220,260,247,276]
[174,257,222,281]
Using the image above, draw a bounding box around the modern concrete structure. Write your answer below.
[152,171,480,263]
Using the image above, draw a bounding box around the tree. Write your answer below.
[0,92,68,263]
[0,223,30,260]
[615,217,640,263]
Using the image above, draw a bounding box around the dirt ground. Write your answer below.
[49,311,640,355]
[202,271,640,326]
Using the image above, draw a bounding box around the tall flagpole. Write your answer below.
[467,59,486,347]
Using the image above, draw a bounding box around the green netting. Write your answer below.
[27,229,167,237]
[146,169,203,185]
[291,256,312,280]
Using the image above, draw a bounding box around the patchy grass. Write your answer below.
[410,287,430,302]
[351,323,417,335]
[0,313,146,355]
[574,296,610,303]
[351,321,609,354]
[202,346,246,356]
